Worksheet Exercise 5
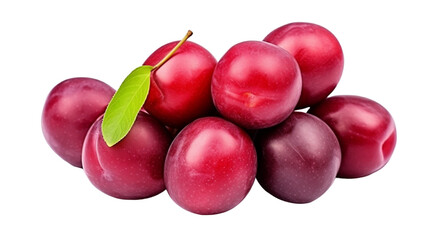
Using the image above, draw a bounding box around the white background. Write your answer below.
[1,0,428,239]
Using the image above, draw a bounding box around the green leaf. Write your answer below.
[102,65,153,147]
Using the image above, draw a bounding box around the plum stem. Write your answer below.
[153,30,193,70]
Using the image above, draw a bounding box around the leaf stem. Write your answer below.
[152,30,193,70]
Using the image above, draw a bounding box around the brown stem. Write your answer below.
[152,30,193,70]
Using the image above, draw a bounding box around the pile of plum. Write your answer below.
[42,22,397,215]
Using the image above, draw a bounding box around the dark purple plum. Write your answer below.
[255,112,341,203]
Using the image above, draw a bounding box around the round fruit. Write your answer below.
[164,117,257,215]
[256,112,341,203]
[42,77,115,168]
[211,40,302,129]
[82,111,172,199]
[309,95,397,178]
[143,41,217,128]
[264,22,344,109]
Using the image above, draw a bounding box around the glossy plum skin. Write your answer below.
[264,22,344,109]
[143,41,217,128]
[255,112,341,203]
[42,77,115,168]
[309,95,397,178]
[211,41,302,129]
[82,111,172,199]
[164,117,257,215]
